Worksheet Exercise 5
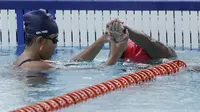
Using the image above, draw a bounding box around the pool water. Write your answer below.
[0,46,200,112]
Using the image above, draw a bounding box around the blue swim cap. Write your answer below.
[24,9,58,38]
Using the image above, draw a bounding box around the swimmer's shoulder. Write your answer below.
[17,60,54,70]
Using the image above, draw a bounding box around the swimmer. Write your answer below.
[13,9,124,70]
[106,19,177,64]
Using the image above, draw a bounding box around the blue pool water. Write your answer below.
[0,46,200,112]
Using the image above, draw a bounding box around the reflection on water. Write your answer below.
[24,72,49,86]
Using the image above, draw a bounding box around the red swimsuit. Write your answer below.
[121,40,151,63]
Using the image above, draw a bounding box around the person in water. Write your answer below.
[106,19,177,64]
[14,9,128,70]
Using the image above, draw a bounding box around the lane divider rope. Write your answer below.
[10,60,186,112]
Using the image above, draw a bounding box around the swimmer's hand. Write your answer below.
[104,19,118,43]
[107,19,128,43]
[105,29,129,65]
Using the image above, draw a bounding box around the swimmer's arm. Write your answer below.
[105,43,119,65]
[71,35,107,62]
[124,25,177,59]
[105,43,126,65]
[105,54,119,65]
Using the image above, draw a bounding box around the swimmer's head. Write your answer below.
[23,9,59,59]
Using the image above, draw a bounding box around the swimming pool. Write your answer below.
[0,46,200,112]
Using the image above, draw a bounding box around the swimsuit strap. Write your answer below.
[18,59,37,67]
